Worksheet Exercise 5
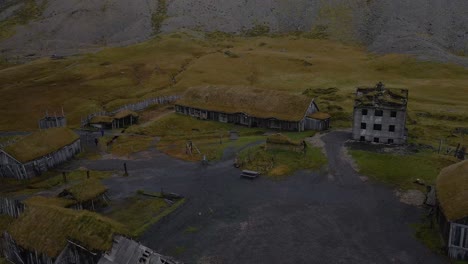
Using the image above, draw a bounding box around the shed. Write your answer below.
[305,112,331,131]
[436,160,468,260]
[58,179,109,210]
[0,128,81,179]
[89,116,114,129]
[112,110,139,129]
[265,133,305,153]
[175,86,330,131]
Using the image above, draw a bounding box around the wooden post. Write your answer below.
[86,170,90,179]
[124,163,128,176]
[62,172,67,183]
[438,139,442,154]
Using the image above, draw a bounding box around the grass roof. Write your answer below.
[308,112,331,120]
[24,196,77,208]
[113,110,139,119]
[176,86,313,122]
[436,160,468,221]
[3,128,79,163]
[89,116,114,124]
[66,179,108,202]
[355,84,408,109]
[8,205,125,257]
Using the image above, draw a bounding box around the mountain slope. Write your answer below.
[0,0,467,65]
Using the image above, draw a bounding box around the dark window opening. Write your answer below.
[391,111,397,117]
[374,137,380,143]
[388,139,394,144]
[361,123,367,129]
[389,125,395,132]
[373,124,382,131]
[362,109,368,115]
[360,136,365,142]
[375,110,383,116]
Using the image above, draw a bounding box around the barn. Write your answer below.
[0,128,81,179]
[175,86,330,131]
[436,160,468,260]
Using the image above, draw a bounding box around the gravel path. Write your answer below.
[72,131,448,264]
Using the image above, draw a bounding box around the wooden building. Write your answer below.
[38,115,67,129]
[1,203,181,264]
[0,128,81,179]
[436,160,468,260]
[265,134,305,153]
[58,179,109,211]
[112,110,139,129]
[175,86,330,132]
[89,116,114,129]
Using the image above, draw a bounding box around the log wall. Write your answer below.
[0,198,24,218]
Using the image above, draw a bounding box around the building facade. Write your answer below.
[352,82,408,144]
[175,86,331,132]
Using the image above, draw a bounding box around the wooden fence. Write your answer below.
[81,95,180,127]
[0,198,24,218]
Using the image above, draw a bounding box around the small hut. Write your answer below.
[58,179,109,211]
[38,114,67,129]
[0,128,81,179]
[112,110,139,129]
[436,160,468,260]
[265,134,305,153]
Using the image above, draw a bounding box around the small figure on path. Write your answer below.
[100,128,104,137]
[94,138,99,146]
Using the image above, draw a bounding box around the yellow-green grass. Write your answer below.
[24,196,77,208]
[104,195,185,237]
[350,150,456,190]
[0,33,467,148]
[239,144,327,178]
[4,128,79,163]
[0,214,14,235]
[66,179,108,202]
[107,135,154,157]
[8,205,126,257]
[436,160,468,222]
[410,220,444,255]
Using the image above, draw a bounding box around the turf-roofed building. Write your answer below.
[175,86,330,131]
[2,199,180,264]
[352,82,408,144]
[436,160,468,261]
[0,128,81,179]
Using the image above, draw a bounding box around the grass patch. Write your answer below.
[239,143,327,178]
[184,226,199,234]
[0,0,46,40]
[151,0,167,34]
[410,220,444,255]
[108,135,154,157]
[105,195,185,237]
[350,150,455,189]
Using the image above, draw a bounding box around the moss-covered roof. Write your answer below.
[3,128,79,163]
[113,110,139,119]
[90,116,114,124]
[266,133,302,146]
[65,179,108,202]
[308,112,331,120]
[355,83,408,109]
[8,205,125,257]
[24,196,77,208]
[176,86,314,122]
[436,160,468,221]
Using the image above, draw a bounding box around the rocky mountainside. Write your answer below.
[0,0,467,65]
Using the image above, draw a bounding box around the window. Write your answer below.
[374,137,380,143]
[388,139,394,144]
[373,124,382,131]
[360,136,365,142]
[391,111,397,118]
[375,110,383,116]
[361,109,368,115]
[389,125,395,132]
[361,123,367,129]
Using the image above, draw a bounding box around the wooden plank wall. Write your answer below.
[0,198,24,218]
[38,117,67,129]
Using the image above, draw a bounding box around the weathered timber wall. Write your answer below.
[0,198,24,218]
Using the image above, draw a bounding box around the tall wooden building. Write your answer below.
[436,160,468,261]
[175,86,330,131]
[0,128,81,179]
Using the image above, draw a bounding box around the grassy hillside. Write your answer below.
[1,33,468,147]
